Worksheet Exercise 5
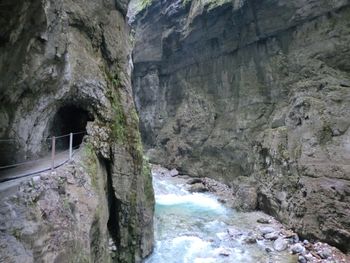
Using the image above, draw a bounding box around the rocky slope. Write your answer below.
[131,0,350,252]
[0,0,154,262]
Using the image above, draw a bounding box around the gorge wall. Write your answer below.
[0,0,154,262]
[131,0,350,252]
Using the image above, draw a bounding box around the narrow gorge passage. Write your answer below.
[146,167,295,263]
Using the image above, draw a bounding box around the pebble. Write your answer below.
[303,239,309,245]
[273,237,288,251]
[291,243,306,254]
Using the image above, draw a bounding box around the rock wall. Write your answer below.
[0,0,154,262]
[132,0,350,252]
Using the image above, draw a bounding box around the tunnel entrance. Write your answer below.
[50,105,93,150]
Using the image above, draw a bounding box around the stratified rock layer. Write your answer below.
[132,0,350,252]
[0,0,154,262]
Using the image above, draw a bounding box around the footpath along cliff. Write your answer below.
[0,0,154,262]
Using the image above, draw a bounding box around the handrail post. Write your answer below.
[69,132,73,160]
[51,136,55,172]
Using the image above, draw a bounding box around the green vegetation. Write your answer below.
[142,157,155,208]
[318,124,333,145]
[82,143,98,189]
[110,92,127,143]
[104,67,127,143]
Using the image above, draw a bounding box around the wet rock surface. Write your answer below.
[132,0,350,252]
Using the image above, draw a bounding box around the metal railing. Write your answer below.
[0,131,86,178]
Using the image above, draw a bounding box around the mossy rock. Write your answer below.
[81,143,98,190]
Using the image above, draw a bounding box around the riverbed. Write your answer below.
[144,169,296,263]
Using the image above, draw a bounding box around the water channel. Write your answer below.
[145,170,296,263]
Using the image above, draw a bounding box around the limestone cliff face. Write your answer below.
[0,0,154,262]
[132,0,350,252]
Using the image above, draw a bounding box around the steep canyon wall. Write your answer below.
[132,0,350,252]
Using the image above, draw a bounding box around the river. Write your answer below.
[144,170,296,263]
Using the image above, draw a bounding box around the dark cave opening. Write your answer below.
[50,105,93,150]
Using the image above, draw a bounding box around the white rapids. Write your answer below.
[144,170,296,263]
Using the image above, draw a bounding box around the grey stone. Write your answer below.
[298,255,307,263]
[169,168,179,177]
[318,248,332,259]
[291,243,306,254]
[303,240,309,245]
[260,226,276,235]
[273,238,288,252]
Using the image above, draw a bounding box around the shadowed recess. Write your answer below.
[50,105,94,150]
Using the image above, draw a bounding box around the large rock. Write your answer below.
[0,0,154,262]
[274,238,288,252]
[131,0,350,252]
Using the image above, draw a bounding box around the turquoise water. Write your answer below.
[145,174,296,263]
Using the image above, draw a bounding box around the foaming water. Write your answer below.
[156,193,225,211]
[145,172,296,263]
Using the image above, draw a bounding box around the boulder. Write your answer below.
[273,238,288,252]
[169,168,179,177]
[291,243,306,254]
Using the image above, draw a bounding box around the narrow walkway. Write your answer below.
[0,149,79,200]
[0,150,74,183]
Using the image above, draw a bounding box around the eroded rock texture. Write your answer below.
[0,0,154,262]
[132,0,350,252]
